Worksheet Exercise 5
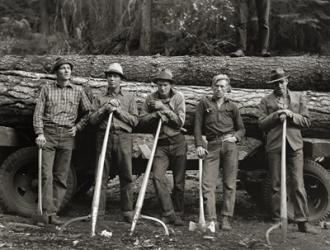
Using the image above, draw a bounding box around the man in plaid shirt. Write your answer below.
[33,58,92,225]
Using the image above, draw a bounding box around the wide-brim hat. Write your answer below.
[104,63,125,79]
[267,67,289,84]
[154,69,174,83]
[52,58,73,73]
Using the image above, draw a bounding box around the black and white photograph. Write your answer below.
[0,0,330,249]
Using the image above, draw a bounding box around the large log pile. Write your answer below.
[0,57,329,138]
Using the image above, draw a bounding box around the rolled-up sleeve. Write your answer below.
[33,86,47,135]
[194,100,204,147]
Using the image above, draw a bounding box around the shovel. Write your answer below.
[189,158,215,233]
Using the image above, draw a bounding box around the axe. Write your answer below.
[189,158,215,233]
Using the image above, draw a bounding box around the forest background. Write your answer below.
[1,0,330,56]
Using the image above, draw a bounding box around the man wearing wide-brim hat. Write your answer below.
[139,68,187,226]
[89,63,138,223]
[33,57,92,225]
[258,67,317,234]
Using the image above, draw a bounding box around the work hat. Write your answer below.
[52,58,73,73]
[104,63,125,78]
[267,68,289,84]
[212,74,230,85]
[154,69,174,83]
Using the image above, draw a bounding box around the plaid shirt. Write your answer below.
[33,82,92,135]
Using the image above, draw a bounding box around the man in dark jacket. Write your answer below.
[259,68,317,234]
[139,69,187,226]
[89,63,138,223]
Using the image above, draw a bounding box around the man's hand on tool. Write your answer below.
[105,103,118,113]
[196,146,208,159]
[157,111,169,123]
[68,126,77,137]
[149,100,166,111]
[36,134,46,148]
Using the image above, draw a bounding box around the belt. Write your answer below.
[207,133,233,142]
[158,133,184,146]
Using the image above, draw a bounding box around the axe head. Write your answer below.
[188,221,215,233]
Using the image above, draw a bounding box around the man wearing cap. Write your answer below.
[259,68,317,234]
[89,63,138,223]
[194,74,245,231]
[33,58,92,225]
[231,0,271,57]
[139,69,187,226]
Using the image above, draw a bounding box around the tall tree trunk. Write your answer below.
[39,0,49,35]
[140,0,152,54]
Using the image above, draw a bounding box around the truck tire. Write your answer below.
[262,159,330,222]
[0,147,77,217]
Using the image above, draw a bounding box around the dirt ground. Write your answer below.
[0,173,329,250]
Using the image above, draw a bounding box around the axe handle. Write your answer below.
[280,117,288,239]
[130,119,162,234]
[91,112,113,237]
[198,159,206,225]
[38,147,42,215]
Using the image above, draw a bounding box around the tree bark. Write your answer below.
[0,55,329,91]
[0,70,329,138]
[140,0,152,54]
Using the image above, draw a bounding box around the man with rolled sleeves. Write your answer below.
[89,63,138,223]
[33,58,92,225]
[194,74,245,231]
[231,0,271,57]
[259,68,317,234]
[139,69,187,226]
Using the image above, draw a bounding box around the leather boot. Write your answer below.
[221,216,232,231]
[297,222,318,234]
[49,215,64,225]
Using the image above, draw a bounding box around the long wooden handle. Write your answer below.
[91,112,113,237]
[198,158,206,225]
[38,147,42,215]
[130,119,162,235]
[280,118,287,239]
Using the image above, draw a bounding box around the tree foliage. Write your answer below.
[0,0,329,55]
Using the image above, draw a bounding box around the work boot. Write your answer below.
[49,215,64,225]
[221,216,232,231]
[34,213,49,226]
[161,213,183,226]
[123,214,133,224]
[297,222,318,234]
[230,49,245,57]
[261,49,271,57]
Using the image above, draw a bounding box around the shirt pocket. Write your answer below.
[205,107,217,125]
[217,108,233,126]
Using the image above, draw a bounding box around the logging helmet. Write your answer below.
[267,67,288,84]
[154,69,174,83]
[105,63,125,79]
[52,57,73,74]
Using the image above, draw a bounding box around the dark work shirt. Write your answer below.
[89,89,138,132]
[194,96,245,147]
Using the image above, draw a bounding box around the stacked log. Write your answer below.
[0,55,329,139]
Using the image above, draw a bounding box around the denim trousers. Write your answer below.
[152,134,187,217]
[268,144,309,222]
[96,131,133,217]
[42,126,75,215]
[203,140,239,220]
